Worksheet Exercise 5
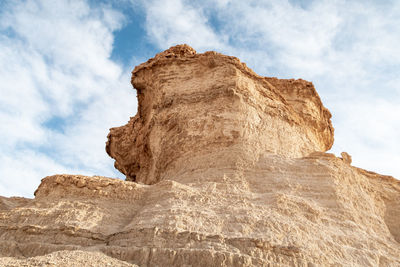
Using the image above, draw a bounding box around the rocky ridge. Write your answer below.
[0,45,399,266]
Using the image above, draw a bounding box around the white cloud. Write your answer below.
[0,0,136,197]
[0,151,71,197]
[142,0,227,51]
[330,98,400,177]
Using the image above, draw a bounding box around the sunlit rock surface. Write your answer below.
[0,45,399,267]
[106,44,334,184]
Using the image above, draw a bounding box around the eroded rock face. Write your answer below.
[0,250,137,267]
[1,163,399,266]
[106,44,333,184]
[1,45,399,266]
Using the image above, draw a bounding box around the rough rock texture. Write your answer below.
[0,250,137,267]
[341,152,352,164]
[106,44,334,184]
[1,45,399,266]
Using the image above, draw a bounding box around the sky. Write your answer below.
[0,0,399,197]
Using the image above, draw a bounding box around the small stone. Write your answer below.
[76,179,86,188]
[341,152,352,164]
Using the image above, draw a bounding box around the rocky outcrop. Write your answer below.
[1,165,399,266]
[106,44,333,184]
[0,250,137,267]
[0,45,399,266]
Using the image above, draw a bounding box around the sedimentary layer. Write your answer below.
[106,45,334,184]
[1,45,398,266]
[0,157,399,266]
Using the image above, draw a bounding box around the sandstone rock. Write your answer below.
[106,44,334,184]
[0,45,399,266]
[341,151,352,164]
[0,250,137,267]
[0,196,31,211]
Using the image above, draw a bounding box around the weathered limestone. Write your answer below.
[106,45,334,184]
[0,45,399,267]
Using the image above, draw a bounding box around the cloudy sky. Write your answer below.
[1,0,399,197]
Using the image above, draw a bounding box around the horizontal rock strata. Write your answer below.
[0,160,399,266]
[1,45,398,266]
[106,45,334,184]
[0,250,137,267]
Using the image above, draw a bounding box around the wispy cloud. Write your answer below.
[0,0,136,197]
[142,0,227,50]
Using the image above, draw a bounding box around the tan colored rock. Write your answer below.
[0,45,399,266]
[1,164,399,266]
[341,151,352,164]
[0,196,31,211]
[0,250,137,267]
[106,44,333,184]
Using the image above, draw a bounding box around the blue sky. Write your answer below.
[1,0,399,197]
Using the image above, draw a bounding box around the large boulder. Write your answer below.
[106,44,334,184]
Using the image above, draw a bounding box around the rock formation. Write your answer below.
[106,45,334,184]
[1,45,399,266]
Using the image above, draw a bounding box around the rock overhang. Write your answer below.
[106,44,334,184]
